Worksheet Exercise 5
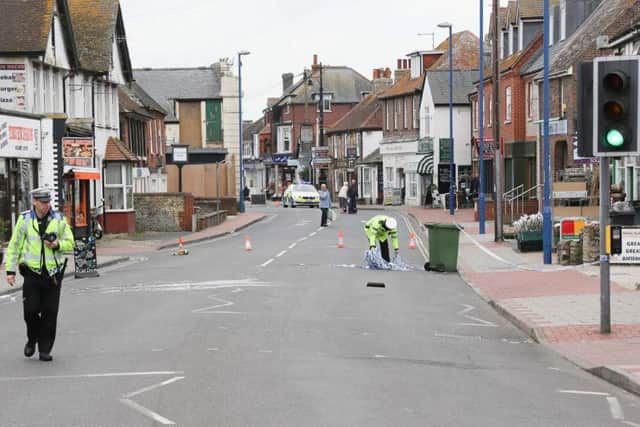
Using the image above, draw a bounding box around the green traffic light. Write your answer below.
[605,129,625,147]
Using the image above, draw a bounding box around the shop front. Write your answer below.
[0,111,43,239]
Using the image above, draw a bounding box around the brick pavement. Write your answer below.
[405,206,640,396]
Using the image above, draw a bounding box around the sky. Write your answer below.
[120,0,497,121]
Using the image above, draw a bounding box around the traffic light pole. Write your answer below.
[599,159,611,334]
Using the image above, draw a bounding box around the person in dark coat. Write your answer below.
[347,178,358,214]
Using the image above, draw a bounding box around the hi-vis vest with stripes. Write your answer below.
[3,210,75,275]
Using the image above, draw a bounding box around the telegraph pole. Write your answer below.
[493,0,503,241]
[319,63,325,185]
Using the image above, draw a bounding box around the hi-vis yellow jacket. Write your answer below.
[364,215,399,250]
[4,210,74,276]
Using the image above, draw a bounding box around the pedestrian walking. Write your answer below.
[4,187,74,362]
[364,215,399,262]
[338,182,349,213]
[347,178,358,214]
[318,184,331,227]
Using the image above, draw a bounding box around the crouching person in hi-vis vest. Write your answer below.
[4,187,74,361]
[364,215,399,262]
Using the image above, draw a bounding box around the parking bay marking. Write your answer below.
[457,304,498,328]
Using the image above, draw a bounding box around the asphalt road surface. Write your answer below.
[1,206,639,426]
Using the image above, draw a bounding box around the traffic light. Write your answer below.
[594,57,640,156]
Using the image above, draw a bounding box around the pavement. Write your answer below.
[406,205,640,397]
[0,211,266,297]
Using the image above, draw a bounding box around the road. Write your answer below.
[1,206,639,426]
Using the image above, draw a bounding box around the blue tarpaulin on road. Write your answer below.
[363,248,414,271]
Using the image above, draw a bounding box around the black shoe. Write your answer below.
[24,342,35,358]
[39,353,52,362]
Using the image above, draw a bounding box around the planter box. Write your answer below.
[517,230,543,252]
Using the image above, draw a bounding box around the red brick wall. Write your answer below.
[103,211,136,234]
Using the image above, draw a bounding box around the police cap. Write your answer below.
[30,187,52,203]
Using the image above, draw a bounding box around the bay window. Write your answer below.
[104,162,134,211]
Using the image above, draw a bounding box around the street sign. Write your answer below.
[172,145,189,163]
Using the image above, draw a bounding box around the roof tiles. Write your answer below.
[105,137,137,162]
[0,0,54,54]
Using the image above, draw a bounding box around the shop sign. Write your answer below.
[0,63,26,110]
[417,138,433,154]
[0,113,41,158]
[63,137,93,167]
[272,153,291,164]
[311,146,331,167]
[287,159,299,167]
[611,227,640,265]
[439,138,452,162]
[346,147,358,160]
[539,119,567,137]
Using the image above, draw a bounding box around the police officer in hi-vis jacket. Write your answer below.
[4,187,74,361]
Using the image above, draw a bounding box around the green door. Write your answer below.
[205,100,223,142]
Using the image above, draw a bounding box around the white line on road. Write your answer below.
[556,390,610,396]
[276,250,287,257]
[457,304,498,327]
[120,376,185,425]
[288,243,297,249]
[120,399,176,425]
[207,348,219,351]
[260,258,274,267]
[123,376,185,398]
[0,371,184,382]
[622,421,640,427]
[607,396,624,420]
[151,349,164,352]
[298,237,307,242]
[309,232,317,237]
[192,296,236,314]
[402,216,429,261]
[434,332,482,340]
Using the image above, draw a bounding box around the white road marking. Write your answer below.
[192,296,244,314]
[457,304,498,327]
[120,398,176,425]
[557,390,610,396]
[288,243,297,249]
[123,376,185,398]
[207,348,219,351]
[317,227,323,231]
[260,258,274,267]
[374,354,387,358]
[73,279,271,294]
[262,215,278,224]
[0,371,184,382]
[434,332,482,340]
[309,232,317,237]
[402,216,429,261]
[607,396,624,420]
[297,237,307,242]
[276,250,287,257]
[258,350,273,353]
[231,288,243,293]
[120,376,185,425]
[622,421,640,427]
[151,349,164,352]
[547,367,562,371]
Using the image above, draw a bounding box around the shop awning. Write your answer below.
[416,153,434,175]
[64,166,101,180]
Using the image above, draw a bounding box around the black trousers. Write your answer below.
[348,197,357,214]
[22,270,61,354]
[320,208,328,226]
[378,240,390,262]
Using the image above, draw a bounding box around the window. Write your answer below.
[386,100,393,130]
[413,95,419,129]
[43,68,50,112]
[505,87,512,122]
[394,99,401,129]
[527,82,532,120]
[33,65,41,113]
[84,78,91,118]
[403,97,409,129]
[362,167,372,197]
[385,166,393,186]
[549,9,555,46]
[424,105,431,135]
[473,100,478,130]
[408,172,417,198]
[104,162,133,211]
[105,85,111,127]
[315,94,332,112]
[283,104,290,115]
[488,95,492,126]
[52,69,60,111]
[277,125,291,152]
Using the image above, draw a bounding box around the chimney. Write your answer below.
[282,73,294,92]
[394,59,410,82]
[312,54,321,70]
[372,67,393,94]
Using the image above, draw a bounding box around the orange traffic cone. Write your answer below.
[337,230,345,248]
[173,237,189,255]
[408,232,417,250]
[245,235,253,251]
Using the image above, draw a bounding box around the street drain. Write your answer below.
[366,282,386,288]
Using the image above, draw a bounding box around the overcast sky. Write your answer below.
[120,0,497,120]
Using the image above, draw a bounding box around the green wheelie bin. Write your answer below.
[425,223,462,272]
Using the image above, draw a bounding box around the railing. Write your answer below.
[503,184,541,223]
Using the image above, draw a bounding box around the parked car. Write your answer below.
[283,184,320,208]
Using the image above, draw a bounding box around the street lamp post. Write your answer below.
[478,0,486,234]
[438,22,455,215]
[238,50,250,213]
